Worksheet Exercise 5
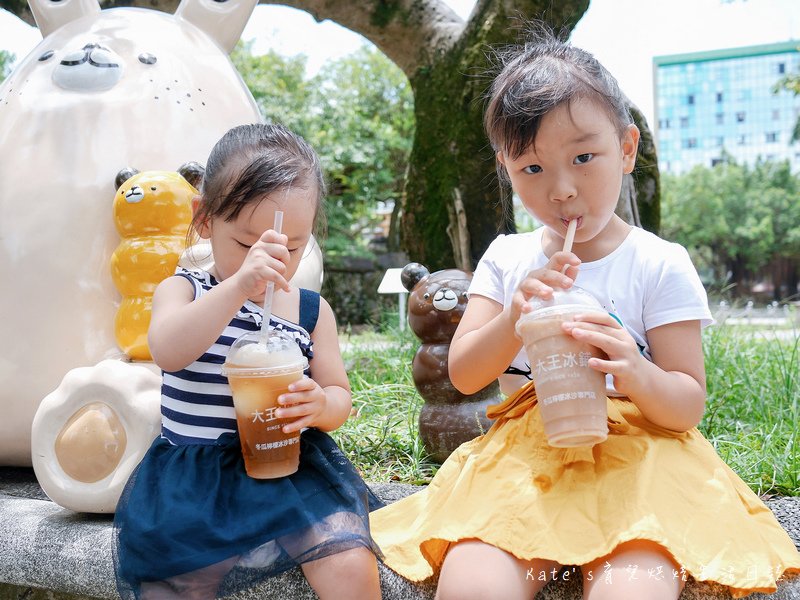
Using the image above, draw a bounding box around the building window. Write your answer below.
[736,112,746,123]
[778,62,786,74]
[772,109,780,120]
[687,94,695,105]
[766,132,778,143]
[680,116,690,128]
[715,113,724,125]
[737,134,747,146]
[716,92,723,103]
[716,137,724,147]
[711,158,723,167]
[659,118,670,129]
[683,138,698,149]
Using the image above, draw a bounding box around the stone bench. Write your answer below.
[1,467,798,600]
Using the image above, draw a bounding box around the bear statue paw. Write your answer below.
[31,359,161,513]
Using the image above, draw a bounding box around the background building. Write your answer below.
[654,41,800,174]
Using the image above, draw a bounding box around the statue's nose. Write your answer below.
[125,186,145,203]
[52,43,124,92]
[433,289,458,312]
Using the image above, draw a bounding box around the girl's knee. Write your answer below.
[302,546,380,597]
[436,540,555,600]
[337,546,379,576]
[141,556,238,600]
[582,540,682,600]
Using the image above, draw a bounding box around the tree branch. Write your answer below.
[262,0,465,76]
[0,0,36,27]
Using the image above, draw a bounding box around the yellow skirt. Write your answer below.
[369,382,800,597]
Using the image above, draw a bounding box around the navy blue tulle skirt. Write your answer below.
[113,430,383,599]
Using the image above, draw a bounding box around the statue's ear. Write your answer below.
[28,0,101,39]
[174,0,258,54]
[177,162,205,191]
[401,263,430,292]
[115,167,139,190]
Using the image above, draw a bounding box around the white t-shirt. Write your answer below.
[469,226,714,396]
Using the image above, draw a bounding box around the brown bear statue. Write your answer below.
[402,263,502,462]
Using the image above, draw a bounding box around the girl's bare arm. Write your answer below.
[565,315,706,432]
[449,295,521,394]
[148,275,251,372]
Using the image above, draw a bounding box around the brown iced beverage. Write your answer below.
[223,331,308,478]
[515,288,608,447]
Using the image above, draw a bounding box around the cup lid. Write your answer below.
[515,286,605,331]
[222,330,308,376]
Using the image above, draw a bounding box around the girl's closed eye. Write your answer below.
[574,153,594,165]
[236,240,252,249]
[523,164,542,174]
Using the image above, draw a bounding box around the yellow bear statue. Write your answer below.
[111,169,198,361]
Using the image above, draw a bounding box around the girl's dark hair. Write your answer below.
[485,22,633,177]
[191,123,326,235]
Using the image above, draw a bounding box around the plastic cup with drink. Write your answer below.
[514,219,609,447]
[222,330,307,478]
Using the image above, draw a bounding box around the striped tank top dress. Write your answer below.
[113,268,383,599]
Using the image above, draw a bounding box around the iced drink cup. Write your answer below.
[222,330,308,479]
[515,287,608,447]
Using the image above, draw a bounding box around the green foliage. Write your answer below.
[230,42,313,138]
[310,46,414,258]
[0,50,15,83]
[230,43,414,259]
[321,266,396,327]
[661,156,800,297]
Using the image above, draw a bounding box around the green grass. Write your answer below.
[331,326,440,485]
[334,322,800,496]
[700,326,799,496]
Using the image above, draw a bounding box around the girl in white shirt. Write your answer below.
[369,23,800,600]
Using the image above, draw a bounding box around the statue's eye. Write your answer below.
[423,293,430,300]
[38,50,55,62]
[138,53,157,65]
[150,187,156,191]
[462,292,468,298]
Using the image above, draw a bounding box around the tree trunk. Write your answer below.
[1,0,663,269]
[629,102,660,234]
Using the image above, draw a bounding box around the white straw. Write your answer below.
[562,218,577,254]
[259,210,283,343]
[560,219,577,275]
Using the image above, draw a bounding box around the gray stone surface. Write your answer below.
[0,468,798,599]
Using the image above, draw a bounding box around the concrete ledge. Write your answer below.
[1,468,798,599]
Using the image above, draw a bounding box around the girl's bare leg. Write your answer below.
[435,539,560,600]
[140,556,239,600]
[301,546,381,600]
[582,539,685,600]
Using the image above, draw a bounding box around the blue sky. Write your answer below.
[1,0,799,128]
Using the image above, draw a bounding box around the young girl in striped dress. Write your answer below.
[113,123,382,600]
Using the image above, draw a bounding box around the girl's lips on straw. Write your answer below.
[562,216,582,229]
